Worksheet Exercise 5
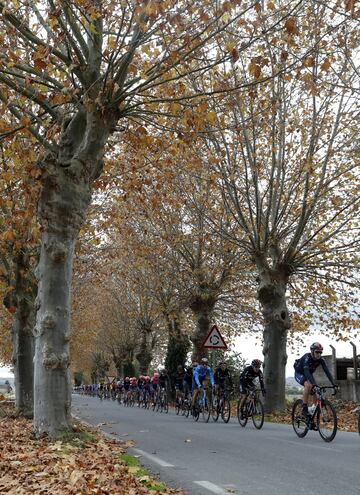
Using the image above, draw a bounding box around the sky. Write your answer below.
[234,332,359,376]
[1,332,358,379]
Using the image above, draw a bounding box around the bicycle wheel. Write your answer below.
[211,396,219,422]
[221,399,231,423]
[292,399,308,438]
[164,400,169,414]
[237,400,248,427]
[175,399,181,415]
[184,401,190,418]
[193,404,200,421]
[317,400,337,442]
[252,398,264,429]
[202,397,211,423]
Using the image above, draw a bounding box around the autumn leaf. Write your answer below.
[206,111,217,123]
[284,17,299,35]
[320,58,331,72]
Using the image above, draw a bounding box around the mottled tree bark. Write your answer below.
[136,319,155,375]
[190,293,217,362]
[34,155,93,437]
[257,266,290,413]
[165,312,190,388]
[5,250,36,418]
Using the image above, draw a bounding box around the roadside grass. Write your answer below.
[117,452,168,491]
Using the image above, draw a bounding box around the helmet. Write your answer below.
[201,357,209,365]
[251,359,262,368]
[145,376,150,381]
[140,375,145,380]
[125,377,130,381]
[310,342,323,353]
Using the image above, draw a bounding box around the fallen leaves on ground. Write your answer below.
[0,403,186,495]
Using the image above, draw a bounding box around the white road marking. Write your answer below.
[194,481,229,494]
[132,448,174,467]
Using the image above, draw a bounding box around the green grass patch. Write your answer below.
[147,481,167,491]
[118,453,167,491]
[55,429,97,447]
[118,453,140,467]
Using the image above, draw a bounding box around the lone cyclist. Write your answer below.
[294,342,337,418]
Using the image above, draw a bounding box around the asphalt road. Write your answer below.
[72,394,359,495]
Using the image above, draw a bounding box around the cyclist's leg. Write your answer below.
[303,380,313,415]
[239,381,248,412]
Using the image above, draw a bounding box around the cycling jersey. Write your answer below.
[159,373,169,388]
[174,371,185,390]
[240,365,265,392]
[193,365,214,388]
[294,353,335,387]
[214,367,232,387]
[183,367,193,387]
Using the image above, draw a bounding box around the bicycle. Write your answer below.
[175,393,183,415]
[182,392,192,418]
[156,387,169,413]
[237,388,264,429]
[292,386,338,442]
[212,387,232,423]
[192,386,211,423]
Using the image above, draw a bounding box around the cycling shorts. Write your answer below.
[239,380,255,395]
[295,371,306,386]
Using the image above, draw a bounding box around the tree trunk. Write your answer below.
[258,268,290,413]
[190,297,216,362]
[6,250,36,418]
[136,323,154,375]
[34,158,92,437]
[165,313,190,392]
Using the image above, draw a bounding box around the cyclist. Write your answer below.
[238,359,265,418]
[174,365,185,403]
[158,369,169,389]
[143,376,151,404]
[184,363,195,399]
[294,342,337,418]
[5,380,12,394]
[129,376,138,401]
[214,361,233,395]
[191,357,215,409]
[151,371,160,403]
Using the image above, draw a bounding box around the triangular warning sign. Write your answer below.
[202,324,227,349]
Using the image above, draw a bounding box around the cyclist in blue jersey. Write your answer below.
[294,342,337,418]
[191,357,214,409]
